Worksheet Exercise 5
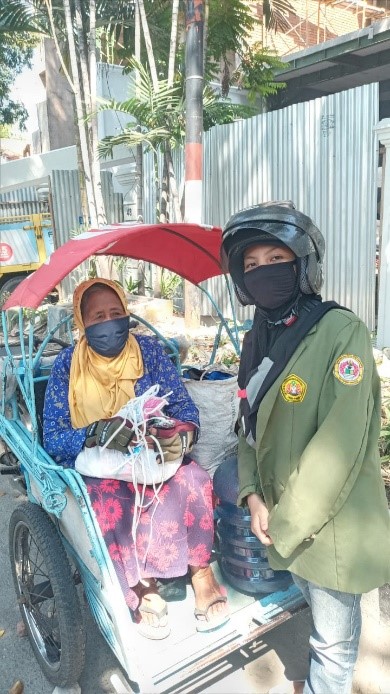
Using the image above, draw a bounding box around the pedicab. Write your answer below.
[0,222,306,692]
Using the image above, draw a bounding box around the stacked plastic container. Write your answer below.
[213,456,292,595]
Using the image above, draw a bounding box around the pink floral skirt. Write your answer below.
[83,459,214,610]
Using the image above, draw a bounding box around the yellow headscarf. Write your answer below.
[69,278,144,428]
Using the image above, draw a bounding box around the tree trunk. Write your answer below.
[158,1,180,224]
[166,146,182,222]
[88,0,106,226]
[46,0,106,229]
[137,0,159,90]
[168,0,180,88]
[43,6,89,226]
[152,151,162,295]
[203,0,209,71]
[160,154,169,223]
[73,0,94,226]
[62,0,97,225]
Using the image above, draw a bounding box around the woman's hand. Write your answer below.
[85,417,135,453]
[147,420,196,461]
[246,493,273,546]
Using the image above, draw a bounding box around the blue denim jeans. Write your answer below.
[291,574,362,694]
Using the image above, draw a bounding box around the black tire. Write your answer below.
[0,275,59,307]
[0,275,24,307]
[9,502,86,686]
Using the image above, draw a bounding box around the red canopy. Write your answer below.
[3,222,224,310]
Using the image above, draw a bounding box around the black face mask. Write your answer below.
[85,316,129,357]
[243,261,297,310]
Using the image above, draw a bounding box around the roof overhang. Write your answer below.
[273,17,390,114]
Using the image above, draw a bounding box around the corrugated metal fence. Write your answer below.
[50,169,123,248]
[0,171,123,247]
[1,83,378,328]
[50,170,124,297]
[0,187,49,217]
[144,83,379,328]
[0,171,124,299]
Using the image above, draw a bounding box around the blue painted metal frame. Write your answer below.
[0,296,283,693]
[0,296,244,687]
[0,308,146,684]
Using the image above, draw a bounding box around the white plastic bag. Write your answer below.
[75,385,182,485]
[75,444,181,485]
[183,365,239,478]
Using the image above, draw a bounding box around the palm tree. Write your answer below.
[0,0,289,224]
[98,57,184,222]
[0,0,136,227]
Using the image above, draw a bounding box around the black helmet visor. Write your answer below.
[224,222,316,260]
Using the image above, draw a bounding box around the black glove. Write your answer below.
[85,417,135,453]
[85,420,99,448]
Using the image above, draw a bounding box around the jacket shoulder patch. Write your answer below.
[281,374,307,402]
[333,354,363,385]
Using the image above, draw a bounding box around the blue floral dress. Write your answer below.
[43,335,213,610]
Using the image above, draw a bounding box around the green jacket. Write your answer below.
[237,308,390,593]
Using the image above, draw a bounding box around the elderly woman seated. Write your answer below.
[43,278,229,640]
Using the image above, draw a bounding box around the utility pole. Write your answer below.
[184,0,204,328]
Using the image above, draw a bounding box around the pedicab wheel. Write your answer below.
[9,502,86,687]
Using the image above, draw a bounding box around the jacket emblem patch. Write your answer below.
[334,354,363,385]
[281,374,307,402]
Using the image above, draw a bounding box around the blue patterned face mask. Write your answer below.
[85,316,129,357]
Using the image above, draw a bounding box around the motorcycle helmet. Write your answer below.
[221,201,325,306]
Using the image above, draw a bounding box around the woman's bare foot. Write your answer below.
[133,579,169,634]
[190,565,229,630]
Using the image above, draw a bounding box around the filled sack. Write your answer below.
[182,365,239,478]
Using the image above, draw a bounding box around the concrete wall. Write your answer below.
[43,39,77,152]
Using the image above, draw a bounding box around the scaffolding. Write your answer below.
[252,0,390,56]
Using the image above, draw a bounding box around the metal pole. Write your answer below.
[184,1,204,328]
[184,0,204,224]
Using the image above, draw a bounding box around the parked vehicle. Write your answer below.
[0,222,306,692]
[0,213,54,306]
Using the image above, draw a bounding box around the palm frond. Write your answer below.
[0,0,52,34]
[98,125,171,158]
[98,57,182,129]
[263,0,294,32]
